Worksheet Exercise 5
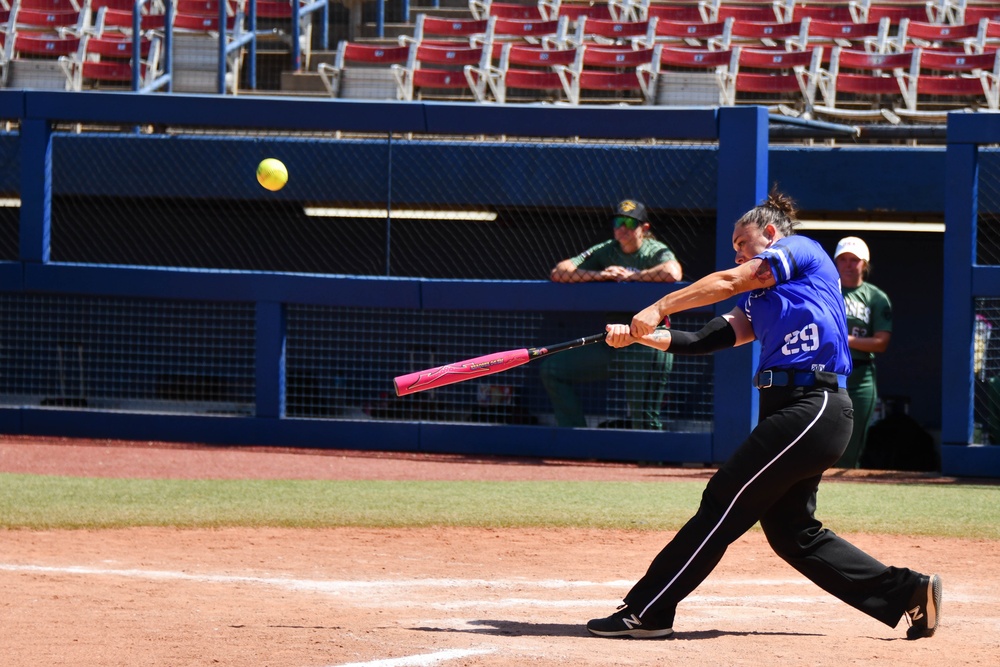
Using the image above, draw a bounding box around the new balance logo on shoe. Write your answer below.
[622,613,642,630]
[906,606,924,622]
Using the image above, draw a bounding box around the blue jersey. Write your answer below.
[738,235,853,377]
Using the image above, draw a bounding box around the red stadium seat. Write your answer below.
[317,40,412,98]
[813,46,915,122]
[640,44,737,105]
[959,2,1000,25]
[717,19,808,49]
[465,42,579,102]
[889,18,986,52]
[539,0,613,21]
[9,30,83,56]
[7,0,93,34]
[566,16,654,46]
[482,15,571,46]
[644,17,733,48]
[68,31,162,90]
[787,17,892,55]
[90,0,144,10]
[402,14,492,46]
[727,45,824,115]
[978,18,1000,53]
[391,42,488,100]
[557,43,658,103]
[704,0,784,22]
[0,31,85,89]
[895,47,1000,121]
[781,1,855,22]
[95,7,168,32]
[850,0,939,25]
[640,1,707,23]
[175,0,238,16]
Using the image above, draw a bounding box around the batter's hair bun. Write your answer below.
[765,187,798,221]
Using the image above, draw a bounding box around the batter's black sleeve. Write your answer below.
[663,316,736,355]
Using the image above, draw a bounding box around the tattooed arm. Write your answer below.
[628,258,775,338]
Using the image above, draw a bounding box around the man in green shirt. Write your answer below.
[834,237,893,468]
[541,200,682,430]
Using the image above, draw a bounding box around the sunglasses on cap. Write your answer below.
[613,215,641,230]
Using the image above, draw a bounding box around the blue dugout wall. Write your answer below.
[0,90,997,477]
[0,91,763,465]
[941,115,1000,477]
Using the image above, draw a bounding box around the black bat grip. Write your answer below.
[527,332,607,359]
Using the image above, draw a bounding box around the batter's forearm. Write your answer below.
[649,273,740,318]
[633,329,672,351]
[631,318,737,355]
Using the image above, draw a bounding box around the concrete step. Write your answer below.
[310,51,338,68]
[280,71,331,94]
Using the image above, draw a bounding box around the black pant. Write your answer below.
[623,384,920,628]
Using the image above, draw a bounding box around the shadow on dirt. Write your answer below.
[411,620,824,639]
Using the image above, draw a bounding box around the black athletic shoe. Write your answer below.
[905,574,942,640]
[587,605,674,639]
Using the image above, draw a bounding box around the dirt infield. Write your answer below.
[2,435,999,667]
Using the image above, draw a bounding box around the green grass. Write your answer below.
[1,474,997,538]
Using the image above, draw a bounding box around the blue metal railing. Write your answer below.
[219,0,257,93]
[128,0,330,94]
[292,0,330,72]
[135,0,173,92]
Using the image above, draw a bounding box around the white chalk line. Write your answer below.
[0,564,987,606]
[3,563,992,667]
[325,648,494,667]
[0,564,632,593]
[0,563,814,596]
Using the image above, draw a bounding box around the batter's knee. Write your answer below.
[760,518,806,560]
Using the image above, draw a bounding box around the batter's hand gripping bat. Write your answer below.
[394,332,607,397]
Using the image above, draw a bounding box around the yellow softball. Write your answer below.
[256,158,288,192]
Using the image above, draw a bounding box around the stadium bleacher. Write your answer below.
[2,0,1000,117]
[812,46,914,123]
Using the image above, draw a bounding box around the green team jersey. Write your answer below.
[842,282,893,364]
[572,238,677,272]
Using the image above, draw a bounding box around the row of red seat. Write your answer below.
[381,11,1000,56]
[0,0,308,91]
[319,38,729,105]
[470,0,1000,25]
[317,30,1000,123]
[1,0,157,89]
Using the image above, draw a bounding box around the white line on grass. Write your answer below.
[326,648,493,667]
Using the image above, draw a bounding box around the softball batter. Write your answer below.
[587,191,941,640]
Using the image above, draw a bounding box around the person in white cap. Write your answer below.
[834,236,893,468]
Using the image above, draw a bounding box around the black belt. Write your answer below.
[753,369,848,390]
